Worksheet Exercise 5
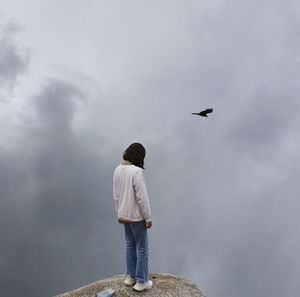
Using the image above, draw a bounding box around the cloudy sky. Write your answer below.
[1,1,300,297]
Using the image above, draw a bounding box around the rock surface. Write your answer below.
[54,273,206,297]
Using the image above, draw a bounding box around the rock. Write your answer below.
[54,273,206,297]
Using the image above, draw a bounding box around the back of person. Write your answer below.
[113,164,151,223]
[113,142,153,292]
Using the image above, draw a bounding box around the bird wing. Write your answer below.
[198,108,213,116]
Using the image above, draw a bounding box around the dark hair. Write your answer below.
[123,142,146,169]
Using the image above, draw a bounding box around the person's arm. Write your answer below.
[113,175,119,213]
[133,169,152,225]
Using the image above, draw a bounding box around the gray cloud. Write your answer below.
[0,20,30,99]
[229,82,300,160]
[1,2,300,297]
[0,77,123,296]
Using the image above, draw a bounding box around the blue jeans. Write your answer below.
[123,220,149,283]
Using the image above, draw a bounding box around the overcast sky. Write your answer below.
[1,1,300,297]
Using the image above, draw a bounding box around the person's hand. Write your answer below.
[118,218,124,224]
[146,221,152,228]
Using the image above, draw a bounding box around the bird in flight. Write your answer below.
[191,108,213,117]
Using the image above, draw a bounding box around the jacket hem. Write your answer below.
[118,213,147,222]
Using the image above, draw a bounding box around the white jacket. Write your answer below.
[113,164,151,222]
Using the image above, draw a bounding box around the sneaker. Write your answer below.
[124,275,136,286]
[133,280,153,291]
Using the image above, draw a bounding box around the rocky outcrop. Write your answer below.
[54,273,206,297]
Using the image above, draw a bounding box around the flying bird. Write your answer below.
[191,108,213,117]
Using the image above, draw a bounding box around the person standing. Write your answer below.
[113,142,153,291]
